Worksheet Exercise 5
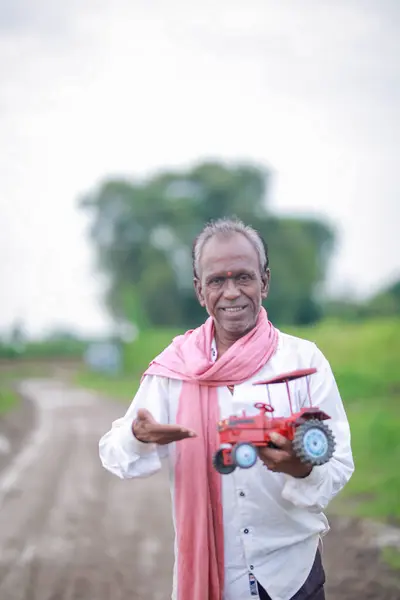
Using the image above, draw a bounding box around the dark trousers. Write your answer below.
[257,550,325,600]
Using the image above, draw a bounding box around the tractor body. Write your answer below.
[212,368,336,474]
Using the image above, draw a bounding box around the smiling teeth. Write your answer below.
[224,307,244,312]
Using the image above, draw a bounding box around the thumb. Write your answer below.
[136,408,156,423]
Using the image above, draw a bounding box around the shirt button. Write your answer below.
[250,565,254,571]
[244,528,249,534]
[239,491,245,497]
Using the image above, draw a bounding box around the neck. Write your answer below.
[215,337,235,358]
[214,326,253,358]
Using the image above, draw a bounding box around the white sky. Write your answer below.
[0,0,399,337]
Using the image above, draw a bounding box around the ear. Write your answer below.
[193,277,206,307]
[261,268,270,299]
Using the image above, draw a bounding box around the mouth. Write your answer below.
[220,306,247,314]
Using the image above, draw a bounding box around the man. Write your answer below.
[99,217,354,600]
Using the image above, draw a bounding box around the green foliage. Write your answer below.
[79,160,335,329]
[23,338,87,359]
[323,277,400,322]
[365,279,400,318]
[0,333,88,361]
[0,343,21,360]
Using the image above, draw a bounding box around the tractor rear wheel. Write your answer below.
[293,419,335,466]
[212,448,236,475]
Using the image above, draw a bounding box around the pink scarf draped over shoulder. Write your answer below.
[142,307,278,600]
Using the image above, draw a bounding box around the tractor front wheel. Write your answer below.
[293,419,335,466]
[212,448,236,475]
[232,442,258,469]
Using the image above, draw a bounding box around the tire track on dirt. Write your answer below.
[0,382,95,599]
[0,379,175,600]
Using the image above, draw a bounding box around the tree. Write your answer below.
[79,160,335,329]
[363,278,400,318]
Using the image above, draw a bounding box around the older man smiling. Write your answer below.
[99,217,354,600]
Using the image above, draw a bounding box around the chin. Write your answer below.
[222,318,255,338]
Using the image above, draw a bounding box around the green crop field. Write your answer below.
[76,317,400,524]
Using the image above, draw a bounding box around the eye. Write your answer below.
[237,273,251,282]
[208,276,224,286]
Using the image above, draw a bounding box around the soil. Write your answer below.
[0,379,399,600]
[0,393,36,473]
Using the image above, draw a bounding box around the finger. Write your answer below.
[264,460,277,471]
[158,430,198,445]
[269,432,292,452]
[258,451,278,471]
[165,430,197,441]
[258,447,292,471]
[150,423,197,437]
[259,446,288,461]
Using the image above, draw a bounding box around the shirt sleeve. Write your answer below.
[281,345,355,512]
[98,375,169,479]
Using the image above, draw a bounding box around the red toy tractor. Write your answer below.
[212,368,336,474]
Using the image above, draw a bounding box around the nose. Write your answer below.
[223,278,241,300]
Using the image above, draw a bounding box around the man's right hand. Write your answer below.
[132,408,197,445]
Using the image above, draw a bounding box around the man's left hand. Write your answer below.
[258,432,313,478]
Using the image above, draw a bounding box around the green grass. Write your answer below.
[75,371,140,401]
[76,317,400,527]
[0,369,25,414]
[333,397,400,522]
[122,328,181,373]
[381,548,400,571]
[286,317,400,402]
[0,386,20,414]
[287,318,400,524]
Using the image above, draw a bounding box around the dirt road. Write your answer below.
[0,379,399,600]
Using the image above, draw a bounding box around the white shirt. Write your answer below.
[99,329,354,600]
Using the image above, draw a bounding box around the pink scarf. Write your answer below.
[143,307,278,600]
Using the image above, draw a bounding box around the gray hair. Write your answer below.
[192,217,269,278]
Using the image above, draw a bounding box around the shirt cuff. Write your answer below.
[118,419,156,456]
[281,466,325,508]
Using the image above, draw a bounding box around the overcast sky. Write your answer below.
[0,0,399,337]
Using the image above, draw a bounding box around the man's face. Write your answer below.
[194,233,269,340]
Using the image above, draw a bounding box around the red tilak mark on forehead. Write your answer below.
[227,271,232,276]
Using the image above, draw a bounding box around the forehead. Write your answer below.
[200,233,259,275]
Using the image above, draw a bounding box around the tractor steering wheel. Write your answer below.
[255,402,274,413]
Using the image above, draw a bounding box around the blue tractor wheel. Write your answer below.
[293,419,335,466]
[232,442,258,469]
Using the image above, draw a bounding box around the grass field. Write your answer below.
[76,317,400,524]
[0,369,25,414]
[0,385,20,415]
